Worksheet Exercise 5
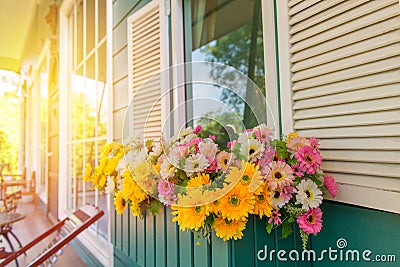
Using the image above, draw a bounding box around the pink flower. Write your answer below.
[291,164,304,177]
[193,125,202,134]
[265,161,294,190]
[324,174,337,198]
[227,141,232,149]
[209,135,216,141]
[158,180,174,196]
[309,137,320,148]
[295,146,322,174]
[297,208,323,235]
[254,128,272,143]
[268,210,282,225]
[259,148,276,176]
[158,180,177,206]
[286,137,310,153]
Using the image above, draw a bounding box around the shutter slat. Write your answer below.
[288,0,321,16]
[329,173,400,192]
[322,161,400,179]
[319,138,400,151]
[296,124,400,138]
[292,57,400,91]
[322,150,400,164]
[292,70,400,100]
[290,0,369,34]
[290,0,396,44]
[291,17,400,62]
[291,29,400,72]
[294,97,400,119]
[294,84,400,110]
[295,110,400,129]
[289,0,346,25]
[292,43,400,82]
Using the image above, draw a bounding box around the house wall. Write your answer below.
[111,1,400,267]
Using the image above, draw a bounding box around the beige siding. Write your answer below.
[287,0,400,210]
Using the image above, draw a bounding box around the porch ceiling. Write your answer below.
[0,0,37,72]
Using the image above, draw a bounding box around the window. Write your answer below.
[183,0,267,136]
[66,0,108,237]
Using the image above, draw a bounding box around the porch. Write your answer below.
[2,201,86,267]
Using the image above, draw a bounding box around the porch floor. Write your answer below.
[2,201,87,267]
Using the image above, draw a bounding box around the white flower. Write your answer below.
[238,131,253,145]
[116,159,126,174]
[183,134,197,144]
[294,179,323,210]
[270,188,290,208]
[199,141,217,159]
[184,153,209,175]
[179,127,193,138]
[149,142,162,158]
[160,157,177,179]
[240,138,264,162]
[132,148,147,167]
[105,176,115,194]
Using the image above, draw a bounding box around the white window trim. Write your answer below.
[33,39,51,205]
[274,0,400,214]
[261,0,281,139]
[170,0,186,135]
[59,1,113,266]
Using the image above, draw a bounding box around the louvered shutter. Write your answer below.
[286,0,400,212]
[127,1,168,140]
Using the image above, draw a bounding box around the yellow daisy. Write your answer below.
[83,163,92,182]
[219,184,255,221]
[172,190,211,231]
[251,182,274,218]
[225,161,263,194]
[213,217,247,241]
[121,170,147,203]
[187,173,211,188]
[114,191,127,215]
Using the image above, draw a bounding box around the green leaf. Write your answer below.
[149,199,161,216]
[266,222,274,234]
[281,222,293,239]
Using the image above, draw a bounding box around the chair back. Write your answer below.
[4,190,21,213]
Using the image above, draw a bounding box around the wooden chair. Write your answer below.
[1,170,36,208]
[0,205,104,267]
[0,190,24,258]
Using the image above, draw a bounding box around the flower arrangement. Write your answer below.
[84,124,337,248]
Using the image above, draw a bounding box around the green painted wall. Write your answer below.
[112,200,399,267]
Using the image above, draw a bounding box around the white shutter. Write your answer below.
[285,0,400,212]
[127,1,169,141]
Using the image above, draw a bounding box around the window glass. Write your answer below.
[67,0,108,237]
[184,0,266,135]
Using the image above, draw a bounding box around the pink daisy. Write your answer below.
[286,137,310,153]
[266,161,294,190]
[297,208,323,235]
[291,164,304,177]
[309,137,320,148]
[254,128,272,143]
[193,125,202,134]
[268,210,282,226]
[324,174,338,198]
[270,187,292,208]
[295,146,322,174]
